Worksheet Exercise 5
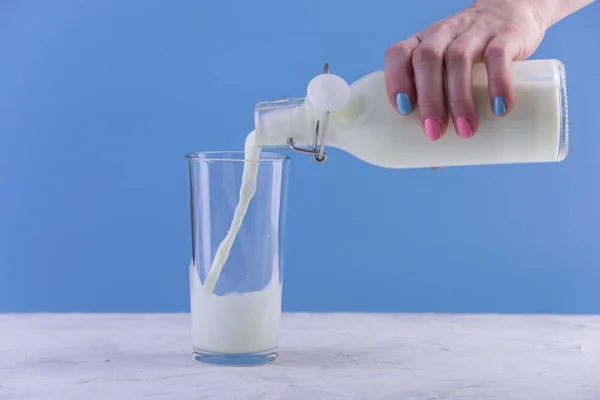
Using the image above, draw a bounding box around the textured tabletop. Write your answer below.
[1,313,600,399]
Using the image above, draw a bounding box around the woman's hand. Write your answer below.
[385,0,549,141]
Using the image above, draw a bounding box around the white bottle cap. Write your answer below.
[306,73,350,112]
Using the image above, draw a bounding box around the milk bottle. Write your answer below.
[254,60,568,168]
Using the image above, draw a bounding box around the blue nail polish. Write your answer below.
[396,92,413,115]
[493,96,506,116]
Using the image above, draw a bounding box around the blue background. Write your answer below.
[0,0,598,313]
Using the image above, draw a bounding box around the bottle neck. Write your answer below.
[254,94,366,151]
[254,97,322,149]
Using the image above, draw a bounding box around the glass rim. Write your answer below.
[186,151,290,163]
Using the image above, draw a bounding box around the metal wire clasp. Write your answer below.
[287,63,331,164]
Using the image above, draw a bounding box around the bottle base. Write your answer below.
[192,347,278,367]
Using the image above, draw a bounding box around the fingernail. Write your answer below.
[395,92,413,115]
[424,118,442,141]
[455,117,473,138]
[493,96,506,116]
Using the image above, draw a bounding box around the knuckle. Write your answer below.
[444,44,470,66]
[436,18,459,33]
[484,44,509,61]
[448,98,474,113]
[488,75,509,90]
[413,44,443,67]
[418,99,446,116]
[386,42,412,60]
[499,25,521,38]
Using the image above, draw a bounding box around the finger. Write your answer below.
[385,36,421,116]
[443,33,490,138]
[484,36,521,116]
[412,33,454,141]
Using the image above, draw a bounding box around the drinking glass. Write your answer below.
[186,151,289,366]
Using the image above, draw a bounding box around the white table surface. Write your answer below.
[1,313,599,399]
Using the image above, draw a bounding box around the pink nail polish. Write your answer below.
[424,118,442,141]
[456,117,473,138]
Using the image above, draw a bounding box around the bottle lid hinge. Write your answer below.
[287,63,331,164]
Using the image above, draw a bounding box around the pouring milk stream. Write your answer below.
[202,59,568,294]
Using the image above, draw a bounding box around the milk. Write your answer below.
[203,132,261,294]
[255,59,569,168]
[190,263,282,354]
[191,132,283,355]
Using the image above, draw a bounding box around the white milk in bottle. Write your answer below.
[254,59,569,168]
